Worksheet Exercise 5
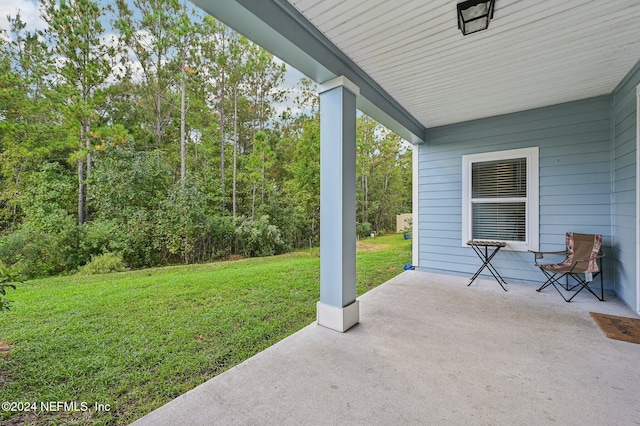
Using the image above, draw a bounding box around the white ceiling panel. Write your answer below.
[288,0,640,128]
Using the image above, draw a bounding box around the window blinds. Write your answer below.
[471,157,527,241]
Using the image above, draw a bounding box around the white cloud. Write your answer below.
[0,0,47,33]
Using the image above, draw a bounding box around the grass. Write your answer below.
[0,234,411,425]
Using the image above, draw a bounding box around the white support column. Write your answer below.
[317,76,360,332]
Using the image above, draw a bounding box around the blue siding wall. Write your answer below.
[418,96,614,289]
[612,60,639,308]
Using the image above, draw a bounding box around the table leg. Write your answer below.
[468,245,507,291]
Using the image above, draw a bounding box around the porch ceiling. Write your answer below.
[288,0,640,128]
[192,0,640,140]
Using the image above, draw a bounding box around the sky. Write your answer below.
[0,0,46,33]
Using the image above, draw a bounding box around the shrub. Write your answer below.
[235,215,286,257]
[203,216,235,260]
[84,211,160,269]
[122,209,161,268]
[0,223,89,279]
[0,227,68,279]
[90,146,173,220]
[19,162,76,235]
[357,222,372,238]
[81,219,128,258]
[77,252,127,276]
[156,181,206,264]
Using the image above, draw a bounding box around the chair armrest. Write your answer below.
[573,254,605,264]
[528,250,567,260]
[566,253,602,269]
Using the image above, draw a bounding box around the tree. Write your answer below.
[244,46,286,204]
[184,20,222,212]
[197,19,238,210]
[285,114,321,244]
[356,115,377,226]
[355,115,412,232]
[245,131,275,219]
[114,0,180,150]
[0,13,61,232]
[174,0,199,181]
[43,0,114,224]
[225,35,250,219]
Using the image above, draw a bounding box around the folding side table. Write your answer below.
[466,240,507,291]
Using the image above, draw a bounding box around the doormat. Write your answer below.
[589,312,640,344]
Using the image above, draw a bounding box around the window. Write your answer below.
[462,147,539,251]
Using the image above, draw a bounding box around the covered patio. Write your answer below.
[133,271,640,425]
[186,0,640,332]
[128,1,640,423]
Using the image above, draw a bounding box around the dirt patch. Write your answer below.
[356,242,390,252]
[0,340,11,396]
[4,412,39,426]
[226,254,245,262]
[0,339,10,359]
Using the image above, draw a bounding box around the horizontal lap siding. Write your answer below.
[418,96,613,288]
[612,60,639,308]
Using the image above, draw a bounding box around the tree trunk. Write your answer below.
[180,48,187,181]
[251,183,256,220]
[232,86,238,219]
[364,174,368,223]
[155,81,162,148]
[261,146,265,206]
[84,119,91,222]
[78,120,89,225]
[219,71,226,210]
[78,158,85,226]
[360,172,367,223]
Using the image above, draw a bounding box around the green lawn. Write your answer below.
[0,234,411,425]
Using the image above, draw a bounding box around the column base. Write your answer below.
[316,300,360,332]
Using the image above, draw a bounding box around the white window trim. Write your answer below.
[462,147,539,252]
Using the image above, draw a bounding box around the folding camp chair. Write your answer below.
[530,232,604,302]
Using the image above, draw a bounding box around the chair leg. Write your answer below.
[566,272,604,302]
[537,265,605,303]
[548,275,574,302]
[536,270,574,302]
[593,271,604,301]
[536,269,555,292]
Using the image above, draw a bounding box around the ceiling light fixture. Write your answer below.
[457,0,495,36]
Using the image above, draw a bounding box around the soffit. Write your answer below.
[288,0,640,128]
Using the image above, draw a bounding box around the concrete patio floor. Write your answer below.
[132,271,640,425]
